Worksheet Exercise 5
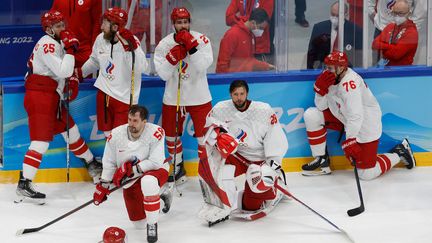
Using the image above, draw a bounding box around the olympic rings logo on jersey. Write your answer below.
[103,61,116,81]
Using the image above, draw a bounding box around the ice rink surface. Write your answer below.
[1,167,431,243]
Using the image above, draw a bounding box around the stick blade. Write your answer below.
[16,227,40,236]
[347,205,364,217]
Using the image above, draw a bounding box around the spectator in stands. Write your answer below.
[295,0,309,28]
[368,0,425,64]
[225,0,275,63]
[51,0,101,68]
[307,1,363,69]
[216,8,275,73]
[128,0,163,53]
[372,0,418,66]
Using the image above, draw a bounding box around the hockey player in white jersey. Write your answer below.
[154,7,213,185]
[302,51,415,179]
[78,7,149,137]
[93,105,169,243]
[15,10,102,205]
[197,80,288,225]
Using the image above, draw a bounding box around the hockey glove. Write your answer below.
[166,45,187,65]
[93,182,110,205]
[341,138,362,162]
[64,76,79,101]
[314,70,336,96]
[174,30,199,52]
[112,157,141,187]
[60,30,79,55]
[216,133,238,159]
[117,29,139,52]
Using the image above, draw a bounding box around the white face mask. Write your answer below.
[252,28,264,37]
[394,16,407,25]
[330,16,338,28]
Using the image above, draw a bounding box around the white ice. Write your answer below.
[1,167,432,243]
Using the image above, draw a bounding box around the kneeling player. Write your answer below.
[197,80,289,226]
[93,105,170,243]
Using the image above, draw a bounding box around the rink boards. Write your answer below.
[1,66,432,182]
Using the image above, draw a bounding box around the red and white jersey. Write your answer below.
[82,33,149,105]
[28,35,75,96]
[101,123,169,183]
[315,68,382,143]
[206,100,288,164]
[154,31,213,106]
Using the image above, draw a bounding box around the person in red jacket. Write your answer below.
[216,8,275,73]
[225,0,274,61]
[372,0,418,66]
[51,0,102,68]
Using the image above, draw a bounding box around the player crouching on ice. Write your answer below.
[301,51,416,178]
[93,105,171,243]
[197,80,289,226]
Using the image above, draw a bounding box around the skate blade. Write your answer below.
[301,168,332,176]
[14,195,45,205]
[402,139,416,169]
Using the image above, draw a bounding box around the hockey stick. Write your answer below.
[170,59,183,197]
[65,79,70,182]
[347,158,364,217]
[275,184,355,243]
[16,176,139,236]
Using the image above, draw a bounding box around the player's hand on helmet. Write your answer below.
[341,138,362,162]
[112,156,140,187]
[93,182,110,205]
[166,45,187,65]
[117,29,139,51]
[216,133,239,159]
[314,70,336,96]
[64,76,79,101]
[174,30,198,52]
[60,30,79,55]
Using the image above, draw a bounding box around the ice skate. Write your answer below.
[390,138,416,169]
[14,172,46,205]
[301,154,331,176]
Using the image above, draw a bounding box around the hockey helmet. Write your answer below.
[41,10,64,31]
[171,7,191,23]
[102,226,126,243]
[103,7,128,28]
[324,51,348,67]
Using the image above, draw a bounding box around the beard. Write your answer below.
[234,100,246,110]
[103,30,115,40]
[128,126,139,134]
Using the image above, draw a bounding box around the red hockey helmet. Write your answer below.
[102,226,126,243]
[41,10,64,31]
[103,7,128,28]
[171,7,191,23]
[324,51,349,67]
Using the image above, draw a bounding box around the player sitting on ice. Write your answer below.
[93,105,171,243]
[197,80,289,226]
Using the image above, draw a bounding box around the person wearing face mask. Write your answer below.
[217,8,275,73]
[307,2,363,69]
[154,7,213,185]
[301,51,415,179]
[372,0,418,66]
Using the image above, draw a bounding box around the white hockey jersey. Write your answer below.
[154,31,213,106]
[82,33,149,105]
[314,68,382,143]
[28,35,75,97]
[101,123,169,184]
[206,100,288,164]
